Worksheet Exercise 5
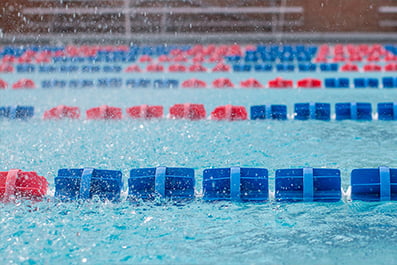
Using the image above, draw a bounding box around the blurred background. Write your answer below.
[0,0,396,44]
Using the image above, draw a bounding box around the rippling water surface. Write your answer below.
[1,87,397,264]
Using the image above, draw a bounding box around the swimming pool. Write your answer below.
[1,44,397,264]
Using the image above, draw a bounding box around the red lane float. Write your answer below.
[2,55,16,63]
[0,64,14,72]
[43,105,80,119]
[125,64,141,72]
[181,78,207,88]
[146,64,164,72]
[192,55,205,63]
[172,55,188,62]
[385,54,397,62]
[126,105,163,119]
[169,103,206,120]
[240,78,264,88]
[208,56,223,63]
[188,64,207,72]
[86,105,122,120]
[158,55,171,62]
[212,63,230,72]
[297,78,322,89]
[168,64,187,72]
[0,79,8,89]
[268,77,293,89]
[211,105,248,121]
[363,64,382,72]
[12,79,35,89]
[0,169,48,202]
[139,55,152,63]
[341,63,359,72]
[385,63,397,71]
[212,78,234,88]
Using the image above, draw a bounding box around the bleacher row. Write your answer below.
[1,62,396,73]
[2,102,397,121]
[1,76,397,90]
[1,166,396,202]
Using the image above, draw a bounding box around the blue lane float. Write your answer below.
[55,168,123,201]
[319,63,338,72]
[276,64,295,72]
[0,106,34,119]
[294,103,331,121]
[250,105,288,120]
[354,78,379,89]
[128,167,195,201]
[153,79,179,89]
[335,102,372,120]
[351,167,397,201]
[126,79,151,88]
[202,167,268,201]
[382,77,397,88]
[275,168,341,202]
[324,78,350,88]
[232,64,252,72]
[16,64,35,73]
[298,63,316,72]
[254,64,273,72]
[377,102,397,120]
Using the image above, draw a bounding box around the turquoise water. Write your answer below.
[1,74,397,264]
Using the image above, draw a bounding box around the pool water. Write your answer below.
[1,81,397,264]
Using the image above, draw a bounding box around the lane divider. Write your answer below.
[0,167,395,202]
[3,102,397,121]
